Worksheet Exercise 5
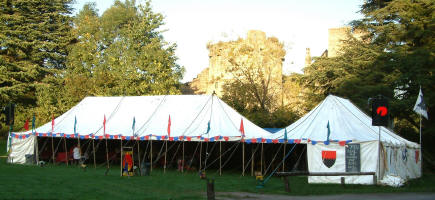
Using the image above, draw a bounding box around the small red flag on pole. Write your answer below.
[51,114,55,132]
[103,115,106,137]
[167,115,171,137]
[240,118,245,137]
[24,119,29,131]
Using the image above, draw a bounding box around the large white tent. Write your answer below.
[8,95,274,164]
[272,95,421,186]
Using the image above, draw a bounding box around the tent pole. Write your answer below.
[164,140,167,173]
[261,142,264,175]
[92,138,96,169]
[51,134,55,164]
[419,114,423,174]
[137,140,141,175]
[77,136,81,165]
[150,139,153,172]
[242,142,245,176]
[182,140,185,173]
[105,136,109,170]
[378,126,381,182]
[64,137,68,166]
[120,139,123,176]
[199,141,202,171]
[251,144,254,176]
[219,141,222,176]
[35,136,39,164]
[282,142,286,172]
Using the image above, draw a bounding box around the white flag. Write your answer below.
[413,88,428,119]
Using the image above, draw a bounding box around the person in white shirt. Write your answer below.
[73,145,81,165]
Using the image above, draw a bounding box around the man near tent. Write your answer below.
[73,145,81,165]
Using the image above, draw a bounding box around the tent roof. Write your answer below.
[273,95,419,148]
[26,95,273,140]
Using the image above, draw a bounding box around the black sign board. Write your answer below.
[345,143,360,172]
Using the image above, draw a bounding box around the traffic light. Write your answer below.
[372,98,388,126]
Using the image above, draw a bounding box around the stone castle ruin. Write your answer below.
[190,30,284,101]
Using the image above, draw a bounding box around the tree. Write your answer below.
[221,35,286,113]
[65,0,184,101]
[0,0,74,134]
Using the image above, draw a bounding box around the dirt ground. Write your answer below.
[215,192,435,200]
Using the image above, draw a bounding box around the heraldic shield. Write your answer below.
[322,150,336,168]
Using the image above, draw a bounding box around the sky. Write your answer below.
[72,0,364,82]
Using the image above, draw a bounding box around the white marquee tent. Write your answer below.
[272,95,421,186]
[8,95,274,164]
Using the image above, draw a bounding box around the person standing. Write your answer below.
[73,145,81,165]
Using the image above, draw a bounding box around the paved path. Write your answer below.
[216,192,435,200]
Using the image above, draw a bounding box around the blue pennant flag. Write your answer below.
[206,121,211,134]
[74,116,77,134]
[284,128,288,141]
[132,116,136,136]
[326,121,331,141]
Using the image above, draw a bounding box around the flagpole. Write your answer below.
[150,139,153,172]
[92,137,96,169]
[420,114,423,174]
[182,140,185,173]
[199,141,202,171]
[378,126,381,183]
[242,142,245,176]
[164,140,167,174]
[120,138,123,176]
[219,140,222,176]
[64,137,68,166]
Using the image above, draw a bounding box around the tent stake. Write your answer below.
[219,141,222,176]
[92,138,96,169]
[64,137,68,166]
[242,142,245,176]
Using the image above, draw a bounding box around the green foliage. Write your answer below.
[0,0,74,135]
[301,0,435,166]
[0,0,184,136]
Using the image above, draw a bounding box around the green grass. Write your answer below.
[1,139,434,200]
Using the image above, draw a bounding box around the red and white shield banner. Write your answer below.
[415,150,420,164]
[322,150,336,168]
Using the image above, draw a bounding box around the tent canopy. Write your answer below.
[21,95,273,141]
[273,95,419,148]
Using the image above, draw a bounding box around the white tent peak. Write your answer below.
[274,95,419,148]
[24,95,273,140]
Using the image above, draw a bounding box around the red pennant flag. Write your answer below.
[51,114,55,132]
[24,119,29,131]
[239,118,245,137]
[103,115,106,136]
[224,136,229,141]
[167,115,171,137]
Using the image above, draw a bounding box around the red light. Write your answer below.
[377,106,388,116]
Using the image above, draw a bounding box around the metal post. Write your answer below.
[378,126,381,182]
[419,114,423,174]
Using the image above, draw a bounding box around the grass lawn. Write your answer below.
[0,139,434,200]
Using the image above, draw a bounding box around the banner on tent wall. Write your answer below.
[345,144,361,172]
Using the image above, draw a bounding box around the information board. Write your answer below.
[345,143,360,172]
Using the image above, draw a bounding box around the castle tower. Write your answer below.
[305,48,311,67]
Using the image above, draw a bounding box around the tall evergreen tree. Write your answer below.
[0,0,73,133]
